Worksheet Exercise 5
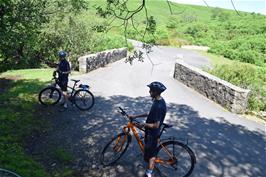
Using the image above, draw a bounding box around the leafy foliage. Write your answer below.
[0,0,126,72]
[180,11,266,66]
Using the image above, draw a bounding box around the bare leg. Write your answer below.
[145,157,156,177]
[62,91,68,108]
[148,157,156,170]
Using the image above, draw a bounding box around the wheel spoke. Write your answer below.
[74,90,94,110]
[156,141,195,177]
[39,87,60,105]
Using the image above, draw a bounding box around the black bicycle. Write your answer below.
[38,71,95,110]
[0,168,21,177]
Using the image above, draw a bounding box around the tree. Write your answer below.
[0,0,87,71]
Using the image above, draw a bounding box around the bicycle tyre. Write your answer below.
[100,132,131,166]
[38,87,61,106]
[156,140,196,177]
[73,89,95,110]
[0,168,21,177]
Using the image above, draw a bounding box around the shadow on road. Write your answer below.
[31,95,266,177]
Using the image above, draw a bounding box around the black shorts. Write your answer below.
[58,80,68,92]
[144,134,158,162]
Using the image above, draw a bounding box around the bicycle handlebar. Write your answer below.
[118,107,144,131]
[118,107,129,117]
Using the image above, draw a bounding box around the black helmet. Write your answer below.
[58,50,67,58]
[147,81,166,93]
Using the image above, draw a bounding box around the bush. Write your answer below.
[166,16,180,29]
[208,34,266,66]
[0,0,89,72]
[181,14,198,23]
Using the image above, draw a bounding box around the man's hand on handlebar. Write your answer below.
[135,122,145,129]
[128,115,137,119]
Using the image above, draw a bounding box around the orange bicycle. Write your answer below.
[100,107,196,177]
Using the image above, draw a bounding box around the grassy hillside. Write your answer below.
[88,0,265,67]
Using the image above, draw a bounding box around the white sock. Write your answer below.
[63,103,68,108]
[146,169,153,177]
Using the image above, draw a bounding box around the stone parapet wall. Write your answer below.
[174,60,250,113]
[78,48,127,73]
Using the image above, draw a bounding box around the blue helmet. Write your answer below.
[147,81,166,93]
[58,50,67,58]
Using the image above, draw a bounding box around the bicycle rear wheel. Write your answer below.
[0,168,21,177]
[100,133,131,166]
[74,89,94,110]
[38,87,61,106]
[156,140,196,177]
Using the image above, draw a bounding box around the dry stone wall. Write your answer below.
[78,48,127,73]
[174,60,250,113]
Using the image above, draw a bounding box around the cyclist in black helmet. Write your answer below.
[56,50,71,109]
[129,81,167,177]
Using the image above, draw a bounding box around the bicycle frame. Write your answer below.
[52,77,78,98]
[119,116,176,166]
[67,82,78,97]
[122,121,145,153]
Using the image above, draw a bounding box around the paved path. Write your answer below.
[33,42,266,177]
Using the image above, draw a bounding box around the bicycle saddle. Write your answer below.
[162,123,173,129]
[71,79,80,83]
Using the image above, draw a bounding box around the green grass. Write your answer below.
[0,68,83,176]
[199,51,235,66]
[51,148,74,165]
[1,69,54,81]
[0,69,54,176]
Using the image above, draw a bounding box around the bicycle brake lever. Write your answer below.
[118,107,129,117]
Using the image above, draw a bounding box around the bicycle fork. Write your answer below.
[113,133,128,152]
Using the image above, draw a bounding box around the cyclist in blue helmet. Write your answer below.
[56,50,71,109]
[129,81,167,177]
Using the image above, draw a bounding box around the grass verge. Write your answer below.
[0,69,56,176]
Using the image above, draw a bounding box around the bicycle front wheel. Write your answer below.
[156,140,196,177]
[74,89,94,110]
[0,168,21,177]
[38,87,61,106]
[100,133,131,166]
